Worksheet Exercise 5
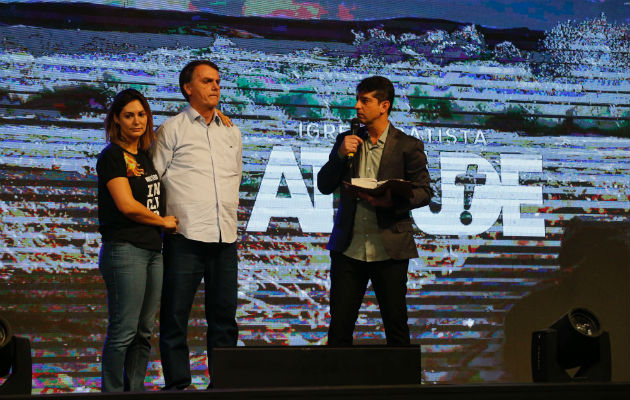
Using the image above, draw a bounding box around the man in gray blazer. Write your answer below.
[318,76,433,346]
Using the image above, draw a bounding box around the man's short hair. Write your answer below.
[179,60,220,102]
[356,76,395,114]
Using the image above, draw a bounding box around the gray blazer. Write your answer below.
[317,124,433,260]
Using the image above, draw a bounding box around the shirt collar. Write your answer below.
[376,123,389,146]
[184,106,221,126]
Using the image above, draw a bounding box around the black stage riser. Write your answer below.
[210,345,421,388]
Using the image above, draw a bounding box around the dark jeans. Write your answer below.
[99,241,163,392]
[159,234,238,390]
[328,252,410,346]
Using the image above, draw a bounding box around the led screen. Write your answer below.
[0,0,628,393]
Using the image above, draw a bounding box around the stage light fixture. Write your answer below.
[531,308,611,382]
[0,315,32,395]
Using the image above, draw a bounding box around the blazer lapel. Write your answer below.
[377,124,398,181]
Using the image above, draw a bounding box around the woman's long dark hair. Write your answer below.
[104,89,155,151]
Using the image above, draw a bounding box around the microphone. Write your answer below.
[347,118,362,159]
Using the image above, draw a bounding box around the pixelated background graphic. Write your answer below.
[0,0,628,392]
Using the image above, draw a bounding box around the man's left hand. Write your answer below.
[358,189,393,208]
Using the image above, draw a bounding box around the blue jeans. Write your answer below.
[99,241,163,392]
[159,234,238,390]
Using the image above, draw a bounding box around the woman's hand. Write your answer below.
[162,215,178,233]
[216,109,234,127]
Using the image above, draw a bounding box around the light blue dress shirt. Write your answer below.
[152,106,242,243]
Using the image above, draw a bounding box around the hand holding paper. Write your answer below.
[343,178,414,199]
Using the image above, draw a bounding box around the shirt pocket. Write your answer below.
[215,134,241,177]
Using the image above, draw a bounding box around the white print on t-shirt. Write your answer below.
[146,181,161,215]
[145,174,158,183]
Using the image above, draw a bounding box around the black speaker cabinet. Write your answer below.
[210,345,421,389]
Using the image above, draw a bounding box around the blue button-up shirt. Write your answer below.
[152,106,242,243]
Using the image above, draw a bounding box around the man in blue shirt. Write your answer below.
[153,60,242,390]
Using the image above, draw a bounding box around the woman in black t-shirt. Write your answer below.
[96,89,178,392]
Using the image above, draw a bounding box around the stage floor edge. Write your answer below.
[4,383,630,400]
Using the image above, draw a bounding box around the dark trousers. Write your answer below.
[328,252,410,346]
[159,234,238,390]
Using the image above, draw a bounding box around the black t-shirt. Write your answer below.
[96,143,164,251]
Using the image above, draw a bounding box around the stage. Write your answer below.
[2,383,629,400]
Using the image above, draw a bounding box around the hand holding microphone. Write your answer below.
[339,118,364,158]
